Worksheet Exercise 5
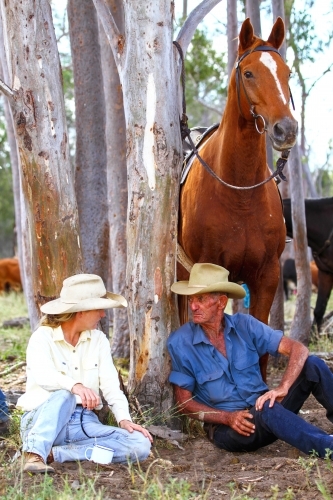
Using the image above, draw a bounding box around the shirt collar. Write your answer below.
[52,326,92,342]
[192,313,234,345]
[192,323,212,345]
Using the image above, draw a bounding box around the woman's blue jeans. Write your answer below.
[0,390,9,422]
[20,390,151,464]
[214,355,333,458]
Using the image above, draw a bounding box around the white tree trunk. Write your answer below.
[288,144,312,344]
[0,0,82,313]
[246,0,261,36]
[120,2,181,412]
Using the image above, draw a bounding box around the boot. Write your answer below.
[23,452,55,474]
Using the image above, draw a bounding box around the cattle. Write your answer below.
[283,197,333,329]
[0,258,22,293]
[283,258,318,299]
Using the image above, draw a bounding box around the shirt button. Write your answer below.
[75,367,78,370]
[73,350,75,353]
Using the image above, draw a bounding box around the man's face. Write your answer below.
[188,293,227,326]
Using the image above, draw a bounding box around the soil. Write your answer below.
[1,361,333,499]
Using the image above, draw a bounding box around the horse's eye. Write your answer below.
[244,71,253,79]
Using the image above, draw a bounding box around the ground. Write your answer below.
[1,362,333,499]
[1,293,333,499]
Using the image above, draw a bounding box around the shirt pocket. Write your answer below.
[196,368,227,404]
[233,347,259,372]
[82,358,99,389]
[54,359,69,375]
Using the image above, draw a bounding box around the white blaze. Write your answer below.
[143,73,156,191]
[259,52,287,105]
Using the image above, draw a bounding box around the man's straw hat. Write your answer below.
[40,274,127,314]
[171,263,245,299]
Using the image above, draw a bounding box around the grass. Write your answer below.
[0,292,31,362]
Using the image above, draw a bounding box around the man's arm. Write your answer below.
[255,336,309,410]
[174,385,255,437]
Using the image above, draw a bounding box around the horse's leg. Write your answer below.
[178,295,189,325]
[314,270,333,330]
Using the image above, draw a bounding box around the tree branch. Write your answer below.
[0,78,16,99]
[92,0,123,61]
[176,0,224,55]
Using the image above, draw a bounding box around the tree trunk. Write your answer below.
[227,0,238,81]
[120,2,181,414]
[68,0,109,334]
[246,0,261,36]
[99,0,129,356]
[94,0,221,413]
[288,144,312,344]
[271,0,286,60]
[0,0,83,313]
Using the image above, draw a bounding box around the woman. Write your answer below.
[17,274,152,474]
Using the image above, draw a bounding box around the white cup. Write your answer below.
[85,444,114,464]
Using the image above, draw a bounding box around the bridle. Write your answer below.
[174,41,296,190]
[235,45,295,134]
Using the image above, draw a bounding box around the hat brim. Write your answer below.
[171,281,246,299]
[40,291,127,315]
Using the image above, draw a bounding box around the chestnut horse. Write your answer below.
[178,18,298,379]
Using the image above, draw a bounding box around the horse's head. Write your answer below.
[234,17,298,152]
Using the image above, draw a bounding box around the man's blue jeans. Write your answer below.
[213,356,333,458]
[0,390,9,423]
[20,390,151,464]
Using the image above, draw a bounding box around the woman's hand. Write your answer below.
[71,383,100,410]
[119,419,153,442]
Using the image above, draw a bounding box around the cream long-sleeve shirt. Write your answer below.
[16,325,132,423]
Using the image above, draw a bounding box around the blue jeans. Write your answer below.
[20,390,151,464]
[0,390,9,422]
[213,356,333,458]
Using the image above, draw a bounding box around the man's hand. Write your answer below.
[119,419,153,442]
[71,383,100,410]
[255,387,288,411]
[226,409,255,436]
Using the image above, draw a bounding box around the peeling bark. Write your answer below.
[0,0,82,310]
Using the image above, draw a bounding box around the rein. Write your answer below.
[173,41,294,190]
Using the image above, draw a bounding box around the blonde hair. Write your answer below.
[39,312,77,328]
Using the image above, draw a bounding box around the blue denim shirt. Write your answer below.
[167,313,283,411]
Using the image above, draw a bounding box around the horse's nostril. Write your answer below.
[273,123,285,141]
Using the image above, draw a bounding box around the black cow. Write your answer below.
[283,197,333,330]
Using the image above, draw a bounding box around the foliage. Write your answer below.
[0,99,15,258]
[184,27,227,127]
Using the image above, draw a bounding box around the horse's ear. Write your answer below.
[238,18,255,51]
[267,17,285,49]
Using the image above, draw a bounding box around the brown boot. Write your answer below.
[23,452,55,474]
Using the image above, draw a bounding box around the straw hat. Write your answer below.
[171,263,245,299]
[40,274,127,314]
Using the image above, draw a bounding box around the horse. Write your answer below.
[178,18,298,380]
[283,258,318,299]
[283,197,333,330]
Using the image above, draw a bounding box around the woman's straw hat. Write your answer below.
[40,274,127,314]
[171,263,245,299]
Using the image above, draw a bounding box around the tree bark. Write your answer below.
[68,0,109,334]
[288,144,312,344]
[0,0,83,313]
[246,0,261,36]
[99,0,129,356]
[227,0,238,81]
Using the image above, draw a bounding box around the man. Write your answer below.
[17,274,152,473]
[167,263,333,457]
[0,390,9,436]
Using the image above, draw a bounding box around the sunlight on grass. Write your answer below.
[0,292,31,362]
